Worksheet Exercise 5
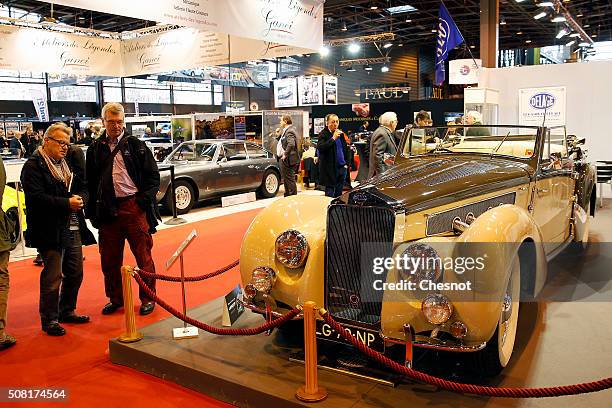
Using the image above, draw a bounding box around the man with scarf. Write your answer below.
[21,123,96,336]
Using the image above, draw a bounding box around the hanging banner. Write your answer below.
[449,59,481,84]
[0,25,122,76]
[323,75,338,105]
[273,78,298,108]
[40,0,323,50]
[30,88,49,122]
[518,86,566,127]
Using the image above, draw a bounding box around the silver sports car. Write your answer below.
[156,139,281,214]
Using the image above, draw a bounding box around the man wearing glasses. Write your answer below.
[21,123,96,336]
[86,103,160,316]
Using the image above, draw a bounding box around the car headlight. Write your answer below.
[421,293,453,325]
[250,266,276,293]
[399,243,443,284]
[275,230,309,268]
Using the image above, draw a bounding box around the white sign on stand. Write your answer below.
[518,86,566,127]
[221,192,256,207]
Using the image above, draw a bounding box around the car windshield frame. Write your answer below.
[399,125,546,165]
[167,141,219,163]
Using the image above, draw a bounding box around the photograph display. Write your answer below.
[298,75,322,106]
[273,78,298,108]
[323,75,338,105]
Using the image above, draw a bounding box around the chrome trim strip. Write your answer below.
[382,333,486,352]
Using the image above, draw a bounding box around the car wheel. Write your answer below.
[165,180,195,215]
[258,170,280,198]
[469,256,520,376]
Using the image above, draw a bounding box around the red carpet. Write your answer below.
[1,209,262,407]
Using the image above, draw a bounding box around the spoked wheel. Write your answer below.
[470,256,520,376]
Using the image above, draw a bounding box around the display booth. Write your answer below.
[463,87,499,125]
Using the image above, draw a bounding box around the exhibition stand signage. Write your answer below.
[449,59,482,85]
[518,86,566,127]
[37,0,324,50]
[274,75,338,108]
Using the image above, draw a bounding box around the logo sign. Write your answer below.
[449,59,481,84]
[529,93,556,110]
[359,83,410,103]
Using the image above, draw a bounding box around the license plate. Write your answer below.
[316,320,385,352]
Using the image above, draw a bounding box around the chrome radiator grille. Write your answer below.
[325,204,395,327]
[426,192,516,236]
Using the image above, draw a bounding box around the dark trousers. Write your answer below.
[280,159,298,196]
[39,246,83,325]
[99,199,156,305]
[325,167,347,198]
[0,251,10,338]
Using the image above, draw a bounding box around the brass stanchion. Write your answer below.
[296,301,327,402]
[118,266,144,343]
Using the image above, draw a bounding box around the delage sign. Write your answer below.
[518,86,566,127]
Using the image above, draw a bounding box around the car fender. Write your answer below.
[240,195,332,310]
[381,204,546,344]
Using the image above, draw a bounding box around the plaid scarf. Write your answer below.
[38,146,72,189]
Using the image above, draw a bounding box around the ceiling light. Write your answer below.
[570,32,580,37]
[431,28,437,33]
[576,12,583,17]
[347,66,356,72]
[470,45,475,49]
[370,3,379,10]
[551,13,566,23]
[537,1,554,6]
[565,40,575,47]
[584,24,590,28]
[398,43,404,47]
[500,17,507,25]
[319,46,330,57]
[578,41,589,47]
[386,5,418,14]
[348,43,361,53]
[556,28,568,39]
[534,12,547,20]
[525,39,532,44]
[381,65,389,72]
[592,34,597,38]
[516,30,523,35]
[405,18,412,23]
[364,65,373,71]
[383,42,392,48]
[515,0,527,2]
[341,21,347,31]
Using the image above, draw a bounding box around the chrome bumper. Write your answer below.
[239,298,302,320]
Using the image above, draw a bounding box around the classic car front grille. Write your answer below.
[325,204,395,327]
[426,192,516,235]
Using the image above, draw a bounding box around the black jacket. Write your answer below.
[85,131,160,233]
[316,128,350,187]
[20,148,96,250]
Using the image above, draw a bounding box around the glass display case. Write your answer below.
[464,87,499,126]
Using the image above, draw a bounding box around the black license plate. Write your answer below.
[316,320,385,352]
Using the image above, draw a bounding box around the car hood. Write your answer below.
[347,154,533,212]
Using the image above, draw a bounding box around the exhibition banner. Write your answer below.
[40,0,324,50]
[31,88,49,122]
[273,78,298,108]
[518,86,566,127]
[0,25,122,76]
[449,59,481,84]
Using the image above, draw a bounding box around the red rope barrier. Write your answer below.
[136,259,239,282]
[132,273,299,335]
[321,311,612,398]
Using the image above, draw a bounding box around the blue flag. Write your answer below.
[435,3,464,86]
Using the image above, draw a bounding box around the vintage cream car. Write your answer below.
[240,125,595,375]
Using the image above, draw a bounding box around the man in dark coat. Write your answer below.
[0,156,16,349]
[21,123,96,336]
[277,115,300,196]
[86,103,160,316]
[317,114,350,198]
[368,111,398,179]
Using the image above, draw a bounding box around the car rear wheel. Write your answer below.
[469,256,520,376]
[258,170,280,198]
[165,180,195,215]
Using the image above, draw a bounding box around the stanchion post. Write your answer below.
[118,266,144,343]
[296,301,327,402]
[164,164,187,225]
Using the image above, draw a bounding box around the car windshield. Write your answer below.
[401,126,540,160]
[171,143,217,161]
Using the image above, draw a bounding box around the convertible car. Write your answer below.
[156,139,280,214]
[239,125,595,375]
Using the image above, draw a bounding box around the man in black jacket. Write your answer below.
[86,103,160,316]
[317,114,350,197]
[21,123,96,336]
[277,115,300,196]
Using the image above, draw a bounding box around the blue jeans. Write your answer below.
[325,166,347,198]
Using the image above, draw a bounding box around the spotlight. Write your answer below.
[381,65,389,72]
[319,46,330,57]
[364,65,373,71]
[551,13,566,23]
[348,43,361,53]
[534,12,547,20]
[383,42,392,48]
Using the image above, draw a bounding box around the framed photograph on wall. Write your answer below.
[323,75,338,105]
[273,78,298,108]
[298,75,322,106]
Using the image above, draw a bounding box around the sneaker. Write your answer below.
[0,334,16,350]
